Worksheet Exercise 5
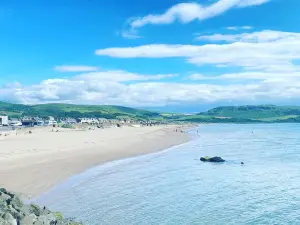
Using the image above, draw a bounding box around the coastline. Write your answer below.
[0,124,194,198]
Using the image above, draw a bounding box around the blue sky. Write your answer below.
[1,0,300,112]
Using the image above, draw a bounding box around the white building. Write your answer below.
[0,116,8,126]
[79,118,99,124]
[9,118,22,127]
[45,116,57,126]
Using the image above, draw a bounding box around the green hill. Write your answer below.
[2,102,300,123]
[175,105,300,123]
[200,105,300,119]
[0,101,161,120]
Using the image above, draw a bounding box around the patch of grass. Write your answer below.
[54,212,64,221]
[60,124,74,129]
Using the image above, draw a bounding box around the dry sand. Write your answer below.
[0,125,191,198]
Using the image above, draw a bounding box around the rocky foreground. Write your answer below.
[0,188,83,225]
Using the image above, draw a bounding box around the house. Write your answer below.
[33,117,45,126]
[61,118,77,124]
[98,118,108,124]
[79,118,99,124]
[21,116,35,127]
[45,116,57,126]
[0,116,8,126]
[9,118,22,127]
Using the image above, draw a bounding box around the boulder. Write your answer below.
[19,214,37,225]
[2,213,17,225]
[9,196,24,209]
[0,193,11,202]
[0,187,83,225]
[200,156,225,163]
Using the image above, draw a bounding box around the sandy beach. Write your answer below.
[0,125,191,198]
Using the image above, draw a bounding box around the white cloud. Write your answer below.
[237,0,271,7]
[54,65,99,72]
[189,71,300,81]
[0,70,179,105]
[121,30,141,39]
[196,30,300,43]
[226,26,253,30]
[94,29,300,106]
[129,0,270,29]
[74,70,177,82]
[2,73,300,106]
[96,30,300,72]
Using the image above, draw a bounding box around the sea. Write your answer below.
[34,124,300,225]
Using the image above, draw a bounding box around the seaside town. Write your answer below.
[0,114,166,135]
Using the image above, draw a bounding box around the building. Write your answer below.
[21,116,35,127]
[9,118,22,127]
[0,116,8,126]
[61,118,77,124]
[33,117,45,126]
[79,118,99,124]
[45,116,57,126]
[98,118,108,123]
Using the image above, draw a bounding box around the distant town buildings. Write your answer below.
[45,116,57,126]
[0,114,163,128]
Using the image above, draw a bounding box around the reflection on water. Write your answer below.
[35,124,300,225]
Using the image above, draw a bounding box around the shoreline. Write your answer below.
[0,124,195,198]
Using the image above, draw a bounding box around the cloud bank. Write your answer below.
[129,0,270,29]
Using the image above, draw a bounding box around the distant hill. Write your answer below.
[0,101,161,120]
[200,105,300,119]
[175,105,300,123]
[2,102,300,123]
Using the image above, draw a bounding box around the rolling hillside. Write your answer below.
[200,105,300,119]
[0,102,161,120]
[2,102,300,123]
[176,105,300,123]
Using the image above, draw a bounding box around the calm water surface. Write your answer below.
[35,124,300,225]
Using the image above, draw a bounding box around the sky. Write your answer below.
[1,0,300,112]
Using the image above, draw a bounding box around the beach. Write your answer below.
[0,125,191,198]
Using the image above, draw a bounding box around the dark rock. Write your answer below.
[0,188,7,193]
[200,156,225,163]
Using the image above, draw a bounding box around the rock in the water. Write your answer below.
[200,156,225,162]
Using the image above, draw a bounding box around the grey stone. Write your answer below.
[0,202,7,211]
[19,214,37,225]
[0,188,7,193]
[39,207,51,216]
[10,196,23,209]
[0,213,17,225]
[33,215,50,225]
[2,212,13,220]
[5,219,17,225]
[29,205,42,216]
[0,193,11,202]
[45,214,56,223]
[5,206,24,220]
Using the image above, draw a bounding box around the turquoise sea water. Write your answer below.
[35,124,300,225]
